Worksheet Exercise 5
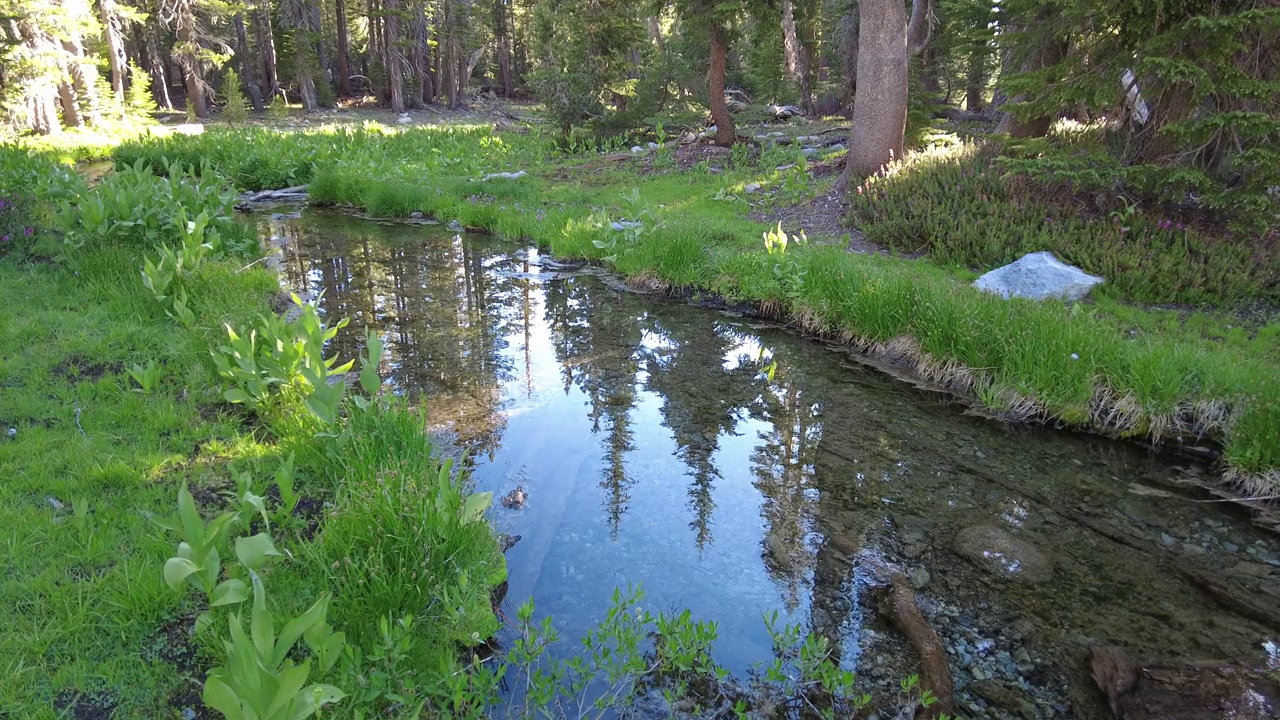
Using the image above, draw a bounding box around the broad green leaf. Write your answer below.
[211,578,250,607]
[272,594,329,667]
[266,659,311,719]
[203,676,244,720]
[224,388,250,404]
[286,685,346,720]
[460,492,493,526]
[249,571,275,662]
[177,484,203,546]
[163,557,201,590]
[235,533,281,571]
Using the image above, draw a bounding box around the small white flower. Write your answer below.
[1070,353,1080,361]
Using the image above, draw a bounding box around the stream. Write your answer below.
[263,209,1280,719]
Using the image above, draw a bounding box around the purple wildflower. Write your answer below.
[1176,223,1185,230]
[1,235,9,243]
[25,227,33,236]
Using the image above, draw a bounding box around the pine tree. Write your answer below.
[222,68,248,123]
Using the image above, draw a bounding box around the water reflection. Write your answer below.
[275,210,1279,717]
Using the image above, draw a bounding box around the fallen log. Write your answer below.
[876,572,955,719]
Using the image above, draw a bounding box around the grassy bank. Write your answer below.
[109,122,1280,496]
[0,146,513,717]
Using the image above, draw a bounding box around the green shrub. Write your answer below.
[56,158,245,250]
[849,141,1280,305]
[221,69,248,124]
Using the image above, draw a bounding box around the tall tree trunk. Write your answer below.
[99,0,128,108]
[297,33,319,111]
[781,0,802,86]
[419,9,433,102]
[58,77,84,129]
[708,22,734,146]
[175,4,208,118]
[838,8,857,111]
[384,0,405,112]
[407,1,426,107]
[233,13,265,110]
[844,0,931,181]
[964,38,985,111]
[256,0,279,98]
[442,0,456,109]
[336,0,353,96]
[492,0,511,96]
[994,27,1065,138]
[61,34,101,125]
[137,21,173,109]
[310,0,329,95]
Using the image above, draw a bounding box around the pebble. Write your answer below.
[743,183,761,194]
[1160,533,1177,547]
[1182,543,1208,556]
[1223,542,1239,553]
[1231,561,1271,577]
[910,567,931,589]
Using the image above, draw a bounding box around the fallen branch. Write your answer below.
[875,573,955,719]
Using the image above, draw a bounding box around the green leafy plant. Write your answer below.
[763,222,808,301]
[212,295,354,415]
[272,453,301,526]
[203,572,346,720]
[156,484,254,631]
[127,360,163,393]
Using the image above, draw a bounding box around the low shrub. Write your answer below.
[849,141,1280,305]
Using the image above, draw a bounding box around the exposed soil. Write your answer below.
[53,689,117,720]
[51,355,122,383]
[145,614,203,675]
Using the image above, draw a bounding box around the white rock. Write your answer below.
[699,125,717,138]
[744,183,762,194]
[829,143,845,152]
[630,145,643,153]
[801,148,820,157]
[646,142,658,150]
[610,220,643,231]
[481,170,527,181]
[396,114,412,124]
[974,251,1104,302]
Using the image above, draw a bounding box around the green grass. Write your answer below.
[0,145,509,718]
[107,121,1280,491]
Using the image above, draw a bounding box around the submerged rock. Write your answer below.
[954,525,1053,584]
[974,251,1104,301]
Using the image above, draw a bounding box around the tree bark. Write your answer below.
[309,0,329,95]
[61,36,101,125]
[407,1,427,107]
[336,0,353,96]
[137,21,173,109]
[493,0,511,97]
[175,7,208,118]
[964,37,986,111]
[843,0,931,183]
[708,22,734,146]
[847,0,907,176]
[99,0,128,108]
[233,13,265,110]
[781,0,801,85]
[256,0,279,98]
[994,23,1065,138]
[297,32,319,111]
[384,0,405,112]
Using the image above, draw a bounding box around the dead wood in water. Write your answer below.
[1091,646,1280,719]
[875,572,955,718]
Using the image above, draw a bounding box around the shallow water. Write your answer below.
[268,210,1279,719]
